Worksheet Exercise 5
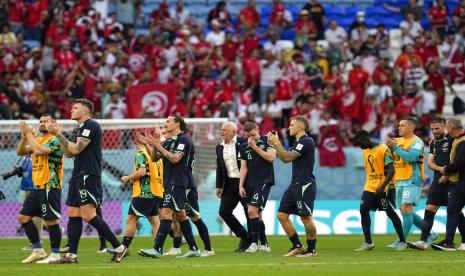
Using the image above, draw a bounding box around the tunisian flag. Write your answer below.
[126,83,178,118]
[319,124,346,167]
[338,87,364,121]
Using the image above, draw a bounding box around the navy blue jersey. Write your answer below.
[162,132,192,188]
[72,119,102,177]
[187,144,197,188]
[429,135,452,182]
[239,136,275,187]
[290,134,315,186]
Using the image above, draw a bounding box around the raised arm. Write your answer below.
[249,137,276,162]
[46,121,89,157]
[267,133,299,163]
[392,145,423,163]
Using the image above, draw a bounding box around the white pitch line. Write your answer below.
[3,259,465,271]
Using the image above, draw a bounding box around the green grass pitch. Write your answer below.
[0,235,463,275]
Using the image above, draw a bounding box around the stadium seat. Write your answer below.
[282,29,296,41]
[345,6,364,17]
[356,0,376,8]
[364,17,377,29]
[365,6,388,17]
[188,0,207,5]
[286,5,300,19]
[332,0,353,7]
[260,6,273,16]
[325,6,345,17]
[23,40,41,49]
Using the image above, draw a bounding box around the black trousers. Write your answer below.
[219,177,249,239]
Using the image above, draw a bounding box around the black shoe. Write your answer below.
[235,237,247,252]
[50,256,78,264]
[431,240,456,251]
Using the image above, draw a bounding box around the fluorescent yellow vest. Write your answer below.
[31,135,63,188]
[392,136,424,181]
[363,144,391,193]
[132,147,164,198]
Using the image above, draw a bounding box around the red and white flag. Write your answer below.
[126,83,178,118]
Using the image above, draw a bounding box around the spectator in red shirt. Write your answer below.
[25,0,48,41]
[428,0,449,40]
[453,0,465,25]
[207,1,231,28]
[150,2,170,27]
[8,0,25,34]
[238,0,259,30]
[348,57,370,90]
[269,0,290,38]
[295,10,317,48]
[368,57,393,103]
[243,48,261,101]
[413,33,439,65]
[222,31,238,63]
[54,39,77,73]
[426,62,449,113]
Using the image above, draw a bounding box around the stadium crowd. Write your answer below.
[0,0,464,147]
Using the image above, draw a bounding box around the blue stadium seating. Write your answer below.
[332,0,354,8]
[282,29,296,40]
[325,6,345,17]
[367,6,388,17]
[345,6,364,17]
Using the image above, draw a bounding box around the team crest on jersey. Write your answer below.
[259,144,265,149]
[442,142,449,152]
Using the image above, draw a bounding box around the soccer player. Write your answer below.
[353,130,406,251]
[431,118,465,250]
[46,99,127,263]
[239,122,274,253]
[385,117,425,247]
[138,116,201,258]
[161,126,214,257]
[410,117,465,250]
[267,115,317,257]
[107,132,164,256]
[16,116,64,263]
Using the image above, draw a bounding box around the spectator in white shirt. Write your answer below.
[170,0,191,26]
[400,12,423,45]
[325,20,348,63]
[420,80,437,115]
[206,19,226,46]
[157,58,171,84]
[104,92,127,119]
[260,50,281,104]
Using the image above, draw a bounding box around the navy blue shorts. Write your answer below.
[246,183,272,211]
[162,186,185,212]
[426,181,451,207]
[128,197,159,217]
[278,182,317,216]
[20,188,61,220]
[360,189,396,212]
[66,175,102,208]
[185,187,200,217]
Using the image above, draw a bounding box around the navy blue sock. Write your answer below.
[96,208,106,249]
[179,219,198,251]
[386,208,405,243]
[48,224,62,253]
[360,208,372,244]
[259,220,268,245]
[68,217,83,254]
[173,236,182,248]
[88,215,120,248]
[22,221,41,248]
[458,213,465,243]
[307,239,316,253]
[193,219,212,251]
[122,236,133,249]
[154,219,172,253]
[250,218,260,244]
[420,210,435,242]
[289,233,302,248]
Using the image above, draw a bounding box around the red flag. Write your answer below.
[338,88,364,121]
[395,96,421,117]
[318,124,346,167]
[448,48,465,84]
[126,83,178,118]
